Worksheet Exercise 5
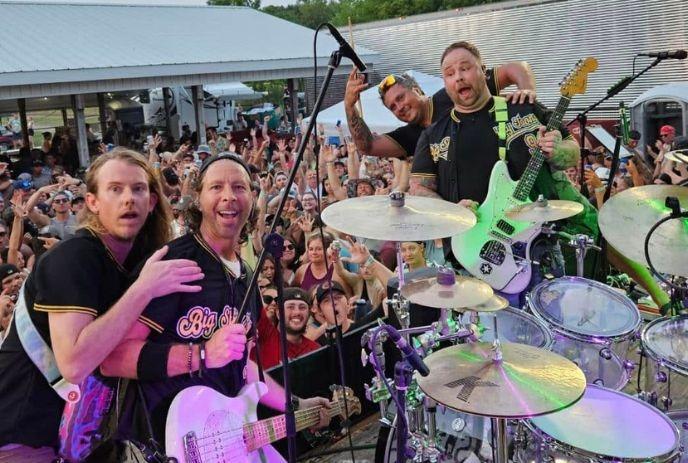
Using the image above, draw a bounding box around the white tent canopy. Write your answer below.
[204,82,264,101]
[307,70,444,138]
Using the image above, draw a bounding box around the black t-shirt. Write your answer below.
[135,233,259,444]
[411,98,571,204]
[385,68,499,158]
[0,229,130,448]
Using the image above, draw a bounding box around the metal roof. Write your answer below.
[350,0,688,120]
[0,2,378,99]
[631,83,688,107]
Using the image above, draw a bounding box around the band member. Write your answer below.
[101,153,330,453]
[0,149,204,462]
[344,59,537,159]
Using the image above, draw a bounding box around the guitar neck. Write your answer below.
[244,402,343,452]
[512,96,572,201]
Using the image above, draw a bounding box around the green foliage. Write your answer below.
[258,0,508,28]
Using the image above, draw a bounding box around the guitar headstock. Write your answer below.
[560,57,598,98]
[330,385,362,418]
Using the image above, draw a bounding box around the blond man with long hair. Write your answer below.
[0,149,204,462]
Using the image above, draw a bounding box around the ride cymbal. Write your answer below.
[416,342,586,418]
[400,273,494,309]
[321,192,476,241]
[599,185,688,278]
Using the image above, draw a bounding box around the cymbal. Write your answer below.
[505,199,584,222]
[599,185,688,278]
[400,274,494,309]
[665,149,688,164]
[320,193,476,241]
[416,342,586,419]
[458,294,509,312]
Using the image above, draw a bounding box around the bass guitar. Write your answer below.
[451,58,598,293]
[165,382,360,463]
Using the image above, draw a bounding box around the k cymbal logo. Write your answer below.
[445,375,498,402]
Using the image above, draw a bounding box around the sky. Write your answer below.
[1,0,296,6]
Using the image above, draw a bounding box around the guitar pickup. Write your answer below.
[496,219,515,235]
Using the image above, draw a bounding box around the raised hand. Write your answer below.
[344,68,368,109]
[339,237,370,265]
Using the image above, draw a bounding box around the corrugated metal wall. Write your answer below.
[350,0,688,120]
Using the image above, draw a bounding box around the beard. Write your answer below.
[285,322,307,336]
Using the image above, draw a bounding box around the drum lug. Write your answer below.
[599,347,613,360]
[623,360,635,371]
[661,396,673,410]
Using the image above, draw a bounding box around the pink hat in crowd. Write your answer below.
[659,125,676,135]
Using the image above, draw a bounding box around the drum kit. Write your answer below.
[321,186,688,463]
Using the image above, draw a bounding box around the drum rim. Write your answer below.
[484,306,555,350]
[641,315,688,375]
[526,384,681,462]
[528,276,641,340]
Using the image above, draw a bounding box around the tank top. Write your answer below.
[300,263,334,293]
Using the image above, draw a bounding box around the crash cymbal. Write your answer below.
[457,294,509,313]
[416,342,586,419]
[664,149,688,164]
[599,185,688,278]
[505,199,584,222]
[400,271,494,309]
[320,192,476,241]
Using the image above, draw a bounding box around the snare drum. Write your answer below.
[520,385,681,462]
[641,316,688,410]
[528,277,640,390]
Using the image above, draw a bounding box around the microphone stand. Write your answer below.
[569,57,662,196]
[237,45,352,463]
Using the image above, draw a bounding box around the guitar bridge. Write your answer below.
[183,431,202,463]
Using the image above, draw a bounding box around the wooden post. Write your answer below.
[18,98,30,148]
[71,94,90,168]
[162,87,172,135]
[97,92,107,138]
[61,108,69,128]
[191,85,206,144]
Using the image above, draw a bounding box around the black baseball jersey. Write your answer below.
[135,233,260,443]
[384,68,500,158]
[0,229,130,449]
[411,98,572,204]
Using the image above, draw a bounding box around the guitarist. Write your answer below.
[100,153,330,452]
[410,42,598,293]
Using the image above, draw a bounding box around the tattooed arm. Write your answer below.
[344,68,407,158]
[409,175,441,198]
[537,126,580,171]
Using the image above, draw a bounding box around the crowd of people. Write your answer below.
[0,39,684,462]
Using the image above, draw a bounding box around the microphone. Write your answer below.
[637,50,687,60]
[325,23,367,72]
[382,324,430,376]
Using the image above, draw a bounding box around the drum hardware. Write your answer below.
[541,223,600,278]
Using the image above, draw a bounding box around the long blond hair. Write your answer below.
[80,148,171,253]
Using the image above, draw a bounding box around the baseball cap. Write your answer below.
[196,144,211,155]
[660,125,676,136]
[0,264,19,280]
[315,281,346,304]
[32,159,44,166]
[283,287,312,306]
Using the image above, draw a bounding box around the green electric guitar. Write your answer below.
[451,58,598,293]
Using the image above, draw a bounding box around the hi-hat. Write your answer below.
[665,149,688,164]
[416,342,586,419]
[505,198,584,222]
[320,192,476,241]
[400,272,494,309]
[458,294,509,313]
[599,185,688,277]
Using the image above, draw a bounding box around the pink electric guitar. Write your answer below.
[165,382,360,463]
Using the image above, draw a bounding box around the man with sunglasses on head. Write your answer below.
[344,58,537,159]
[253,287,320,369]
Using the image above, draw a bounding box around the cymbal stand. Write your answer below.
[490,316,508,463]
[362,328,392,424]
[541,224,600,277]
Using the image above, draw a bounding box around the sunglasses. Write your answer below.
[0,232,6,237]
[53,198,69,204]
[284,243,294,250]
[378,74,407,97]
[263,295,276,304]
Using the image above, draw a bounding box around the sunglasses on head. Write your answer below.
[378,74,407,97]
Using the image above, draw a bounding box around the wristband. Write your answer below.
[199,341,206,378]
[137,341,172,382]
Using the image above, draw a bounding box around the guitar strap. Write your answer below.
[493,96,508,161]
